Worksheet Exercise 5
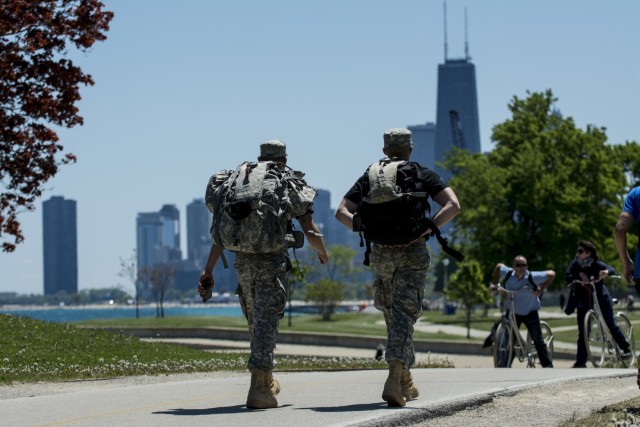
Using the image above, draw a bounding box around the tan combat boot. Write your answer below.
[264,370,281,396]
[246,368,278,409]
[400,369,419,401]
[382,360,406,407]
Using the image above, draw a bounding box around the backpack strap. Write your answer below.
[363,238,372,266]
[503,269,538,291]
[361,218,464,266]
[505,270,513,282]
[420,218,465,261]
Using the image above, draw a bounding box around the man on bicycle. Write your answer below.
[490,255,555,368]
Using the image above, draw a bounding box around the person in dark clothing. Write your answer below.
[564,240,632,368]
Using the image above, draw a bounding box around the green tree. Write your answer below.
[304,279,345,321]
[299,244,366,317]
[444,260,491,338]
[445,90,640,283]
[0,1,113,251]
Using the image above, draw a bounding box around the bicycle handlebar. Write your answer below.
[567,275,623,287]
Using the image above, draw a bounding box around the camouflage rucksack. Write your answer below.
[206,161,290,255]
[355,158,430,246]
[352,158,464,265]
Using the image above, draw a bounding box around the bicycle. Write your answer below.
[572,276,637,368]
[492,284,554,368]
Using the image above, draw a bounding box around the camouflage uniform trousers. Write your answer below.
[235,251,288,372]
[371,242,430,369]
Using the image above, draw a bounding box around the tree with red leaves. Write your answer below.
[0,1,113,252]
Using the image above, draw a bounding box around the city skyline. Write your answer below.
[1,1,638,295]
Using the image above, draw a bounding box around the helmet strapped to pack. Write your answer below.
[353,158,464,265]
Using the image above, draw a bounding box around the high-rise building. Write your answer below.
[433,6,481,180]
[158,204,181,262]
[407,122,437,168]
[136,204,182,270]
[312,189,331,237]
[186,198,211,268]
[408,7,481,181]
[433,58,481,180]
[42,196,77,295]
[136,212,163,270]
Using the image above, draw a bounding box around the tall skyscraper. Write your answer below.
[186,198,211,268]
[136,212,163,270]
[42,196,78,295]
[433,6,481,180]
[312,189,331,237]
[136,204,182,270]
[158,204,181,262]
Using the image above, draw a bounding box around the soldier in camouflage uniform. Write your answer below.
[335,128,460,407]
[199,140,328,409]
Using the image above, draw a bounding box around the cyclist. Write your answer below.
[564,240,632,368]
[490,255,555,368]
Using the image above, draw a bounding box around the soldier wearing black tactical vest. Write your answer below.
[335,128,460,407]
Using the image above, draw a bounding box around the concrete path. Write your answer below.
[1,368,634,427]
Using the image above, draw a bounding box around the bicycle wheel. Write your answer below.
[493,322,514,368]
[525,321,554,367]
[584,310,606,367]
[616,312,636,368]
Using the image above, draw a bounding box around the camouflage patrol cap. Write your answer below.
[383,128,412,148]
[260,139,287,159]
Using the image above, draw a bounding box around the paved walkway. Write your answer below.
[1,368,634,426]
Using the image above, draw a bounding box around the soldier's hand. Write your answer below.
[198,273,214,298]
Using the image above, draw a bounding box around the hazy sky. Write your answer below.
[1,0,639,295]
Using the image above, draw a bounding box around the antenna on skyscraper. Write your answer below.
[464,6,470,60]
[443,1,448,61]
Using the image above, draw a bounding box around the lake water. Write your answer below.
[0,305,244,323]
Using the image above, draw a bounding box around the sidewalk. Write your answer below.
[1,368,634,426]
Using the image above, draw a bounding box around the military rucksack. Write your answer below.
[205,161,290,256]
[352,158,464,265]
[355,158,431,246]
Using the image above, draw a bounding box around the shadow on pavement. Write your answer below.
[152,404,294,416]
[297,402,388,412]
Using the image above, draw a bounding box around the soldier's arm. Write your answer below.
[335,197,357,230]
[431,187,460,229]
[298,212,328,264]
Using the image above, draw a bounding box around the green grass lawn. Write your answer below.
[78,304,640,347]
[3,305,638,385]
[0,313,453,385]
[79,312,472,341]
